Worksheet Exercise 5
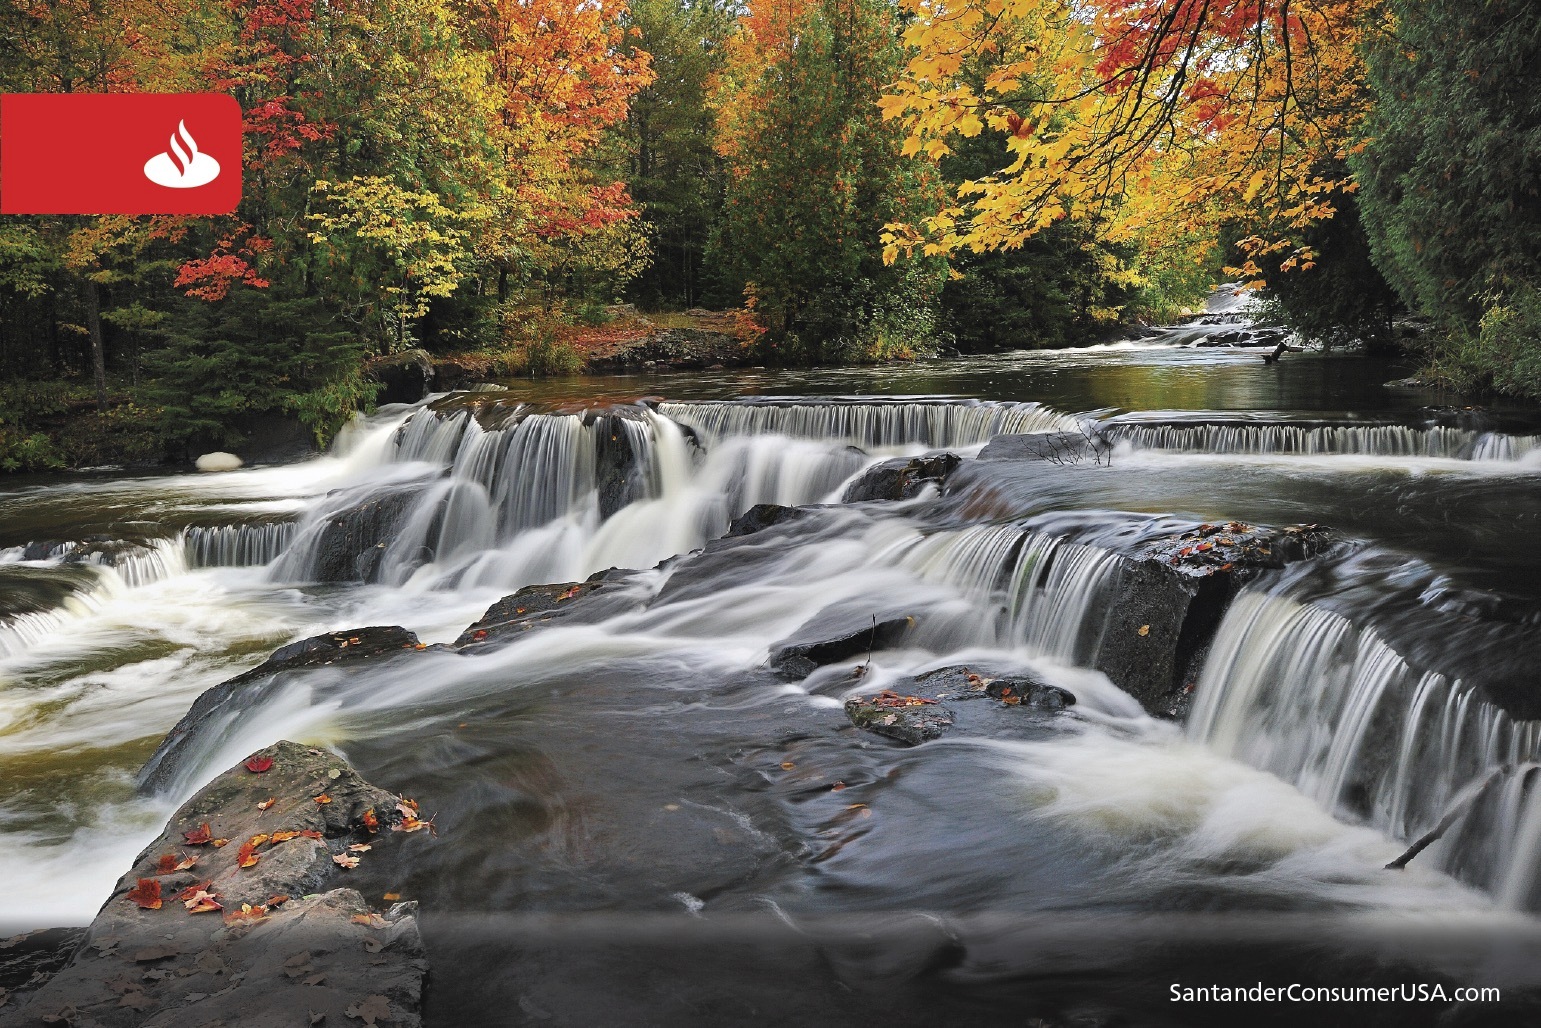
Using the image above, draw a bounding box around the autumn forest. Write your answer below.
[1,0,1539,469]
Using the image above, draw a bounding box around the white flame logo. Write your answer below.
[143,120,221,189]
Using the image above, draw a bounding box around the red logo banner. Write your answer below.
[1,93,242,215]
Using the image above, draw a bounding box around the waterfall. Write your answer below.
[1103,421,1541,460]
[657,398,1079,450]
[0,538,187,657]
[1188,586,1541,902]
[881,522,1127,663]
[183,522,298,568]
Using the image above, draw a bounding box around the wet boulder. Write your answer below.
[138,627,423,792]
[455,568,642,648]
[978,430,1109,464]
[844,693,954,745]
[726,504,808,538]
[304,488,421,583]
[842,453,961,502]
[368,347,435,405]
[12,741,428,1028]
[769,605,915,678]
[1096,521,1335,718]
[588,407,652,519]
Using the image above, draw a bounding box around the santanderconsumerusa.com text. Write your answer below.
[1170,984,1500,1003]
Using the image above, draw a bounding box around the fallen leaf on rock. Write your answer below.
[351,913,389,928]
[182,823,213,846]
[361,808,380,833]
[140,968,169,981]
[1137,624,1150,637]
[557,585,582,601]
[195,951,227,974]
[314,794,333,805]
[175,881,213,902]
[780,761,795,771]
[223,903,268,925]
[257,798,276,811]
[830,782,846,792]
[471,629,488,641]
[126,878,163,910]
[305,974,327,986]
[392,815,434,835]
[348,843,372,852]
[345,994,392,1025]
[363,938,384,953]
[183,890,222,914]
[283,951,312,969]
[244,756,274,774]
[269,830,300,844]
[211,839,230,848]
[333,853,360,869]
[236,841,261,869]
[300,829,324,840]
[382,892,401,901]
[268,894,291,907]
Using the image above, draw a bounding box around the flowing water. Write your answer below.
[4,322,1541,1025]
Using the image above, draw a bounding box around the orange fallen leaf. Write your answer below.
[176,880,214,902]
[223,903,268,925]
[471,629,488,641]
[268,894,291,907]
[299,829,324,840]
[211,839,230,848]
[333,853,360,869]
[174,854,198,871]
[382,892,401,902]
[314,794,333,805]
[249,833,271,847]
[236,841,261,869]
[125,878,162,910]
[244,756,274,774]
[361,808,380,833]
[351,912,389,928]
[182,823,213,846]
[780,761,796,771]
[257,797,276,811]
[269,830,300,844]
[1137,624,1151,637]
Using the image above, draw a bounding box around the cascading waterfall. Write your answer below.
[658,398,1079,449]
[880,522,1127,663]
[183,522,298,568]
[1104,420,1541,460]
[1188,586,1541,903]
[0,538,187,657]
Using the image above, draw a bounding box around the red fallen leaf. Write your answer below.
[183,823,213,846]
[1219,562,1234,572]
[392,814,436,835]
[299,829,324,840]
[126,879,162,910]
[257,797,276,811]
[268,894,290,906]
[557,585,582,601]
[361,808,380,833]
[314,794,333,805]
[471,629,489,641]
[244,756,274,774]
[155,853,177,874]
[236,841,261,869]
[176,880,214,902]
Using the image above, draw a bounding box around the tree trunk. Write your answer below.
[82,276,108,410]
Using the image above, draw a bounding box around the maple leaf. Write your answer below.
[125,879,162,910]
[315,794,333,805]
[244,756,274,773]
[351,912,389,928]
[333,853,361,869]
[361,808,380,833]
[348,843,372,853]
[176,880,214,902]
[237,841,261,869]
[299,830,325,840]
[182,823,213,846]
[184,890,223,914]
[346,994,392,1025]
[258,798,277,811]
[223,903,268,925]
[269,894,291,906]
[269,830,301,844]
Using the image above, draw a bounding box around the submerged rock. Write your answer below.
[844,693,954,745]
[842,453,961,502]
[304,488,421,583]
[455,568,641,647]
[139,627,423,792]
[11,741,427,1028]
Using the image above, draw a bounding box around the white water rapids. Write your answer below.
[2,391,1541,945]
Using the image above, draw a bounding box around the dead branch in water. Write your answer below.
[1385,765,1516,870]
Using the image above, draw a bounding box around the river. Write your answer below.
[4,311,1541,1026]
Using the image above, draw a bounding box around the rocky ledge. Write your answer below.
[5,742,429,1028]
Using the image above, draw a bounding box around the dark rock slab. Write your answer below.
[977,431,1108,463]
[138,628,423,793]
[0,928,86,1009]
[10,741,428,1028]
[769,606,915,678]
[454,568,642,648]
[304,488,422,583]
[841,665,1076,745]
[725,504,807,538]
[842,453,961,502]
[588,407,651,520]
